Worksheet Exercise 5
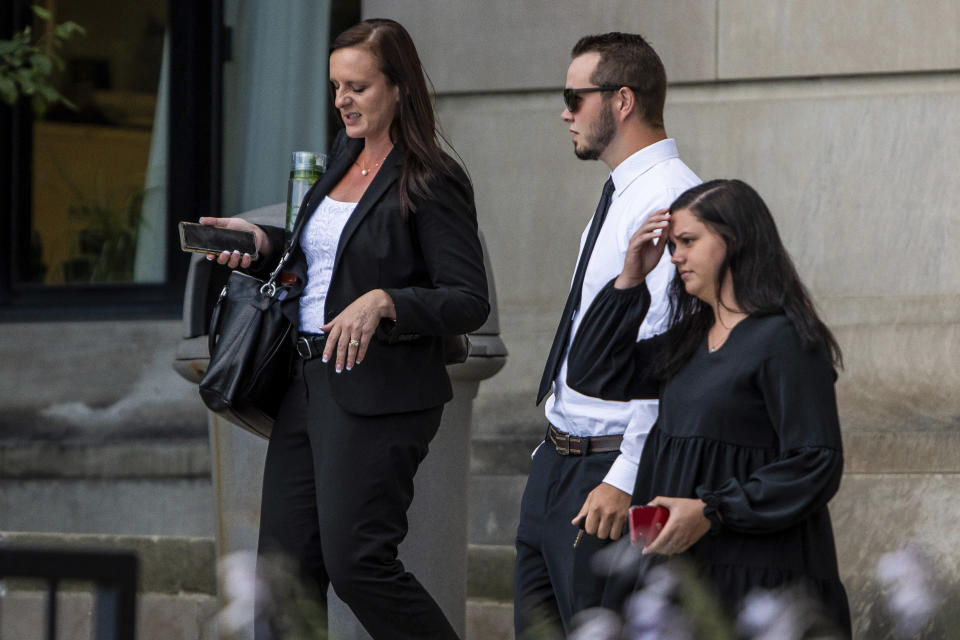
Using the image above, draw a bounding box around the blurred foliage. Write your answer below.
[64,181,144,283]
[0,4,85,114]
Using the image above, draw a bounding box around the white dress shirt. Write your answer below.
[544,138,701,494]
[299,196,357,333]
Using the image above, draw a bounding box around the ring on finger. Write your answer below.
[348,339,360,347]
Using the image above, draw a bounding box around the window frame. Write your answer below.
[0,0,224,321]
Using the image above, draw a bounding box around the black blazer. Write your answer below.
[257,133,490,415]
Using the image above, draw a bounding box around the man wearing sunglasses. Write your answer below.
[514,32,701,637]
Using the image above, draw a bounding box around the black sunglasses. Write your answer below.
[562,85,635,113]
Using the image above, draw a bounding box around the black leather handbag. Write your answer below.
[199,173,322,439]
[199,256,294,440]
[199,249,469,438]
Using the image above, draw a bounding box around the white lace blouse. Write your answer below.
[298,196,357,333]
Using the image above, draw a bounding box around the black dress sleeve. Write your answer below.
[566,279,667,400]
[696,324,844,534]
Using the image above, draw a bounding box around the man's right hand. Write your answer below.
[614,209,670,289]
[198,216,271,269]
[571,482,631,540]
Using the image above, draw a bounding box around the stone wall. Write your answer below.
[367,0,960,635]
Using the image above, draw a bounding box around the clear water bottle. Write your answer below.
[285,151,325,234]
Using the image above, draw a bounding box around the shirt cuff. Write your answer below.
[602,454,637,495]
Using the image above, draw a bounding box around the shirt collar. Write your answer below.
[609,138,679,196]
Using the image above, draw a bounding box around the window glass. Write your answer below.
[20,0,168,285]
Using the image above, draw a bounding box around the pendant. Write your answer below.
[361,169,369,176]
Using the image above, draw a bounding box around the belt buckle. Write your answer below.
[296,336,312,359]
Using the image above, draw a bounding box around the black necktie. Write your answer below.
[536,177,615,404]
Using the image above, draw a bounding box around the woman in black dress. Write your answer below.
[567,179,850,634]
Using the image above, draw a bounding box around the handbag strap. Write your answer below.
[206,159,334,357]
[208,280,226,355]
[264,136,348,289]
[258,166,323,295]
[241,134,349,306]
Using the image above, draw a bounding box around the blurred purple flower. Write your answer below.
[737,589,805,640]
[621,566,694,640]
[737,587,844,640]
[877,546,940,638]
[569,607,622,640]
[218,551,265,636]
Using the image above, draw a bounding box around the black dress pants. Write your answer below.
[514,444,619,638]
[257,358,458,640]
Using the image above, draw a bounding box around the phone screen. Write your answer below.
[179,222,258,258]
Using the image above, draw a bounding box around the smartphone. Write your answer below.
[629,505,669,547]
[179,221,258,259]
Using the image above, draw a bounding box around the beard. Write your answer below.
[574,100,616,160]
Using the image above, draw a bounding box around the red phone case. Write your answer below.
[629,505,669,546]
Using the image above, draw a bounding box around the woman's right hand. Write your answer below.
[614,209,670,289]
[198,217,272,269]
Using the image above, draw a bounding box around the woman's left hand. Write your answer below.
[642,496,711,556]
[321,289,396,373]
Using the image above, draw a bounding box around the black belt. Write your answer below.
[295,333,327,360]
[547,424,623,456]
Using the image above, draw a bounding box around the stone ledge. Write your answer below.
[466,598,513,640]
[467,543,515,602]
[0,532,216,595]
[471,437,539,476]
[1,534,514,602]
[0,591,218,640]
[843,431,960,474]
[0,440,211,479]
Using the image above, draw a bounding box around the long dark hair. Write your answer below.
[653,179,843,379]
[330,19,455,214]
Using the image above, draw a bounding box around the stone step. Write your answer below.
[0,439,211,479]
[467,543,514,602]
[0,439,215,537]
[468,436,537,547]
[0,532,516,640]
[469,474,526,547]
[0,535,516,605]
[466,598,514,640]
[0,531,217,640]
[0,531,216,595]
[469,437,539,477]
[1,437,524,636]
[0,590,219,640]
[1,436,532,544]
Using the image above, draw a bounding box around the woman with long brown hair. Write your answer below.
[201,19,488,639]
[568,179,850,635]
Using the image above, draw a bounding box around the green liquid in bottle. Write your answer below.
[286,151,325,234]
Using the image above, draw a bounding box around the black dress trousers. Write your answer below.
[514,445,619,637]
[257,358,458,640]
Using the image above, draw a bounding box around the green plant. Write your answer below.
[0,4,85,114]
[65,185,145,283]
